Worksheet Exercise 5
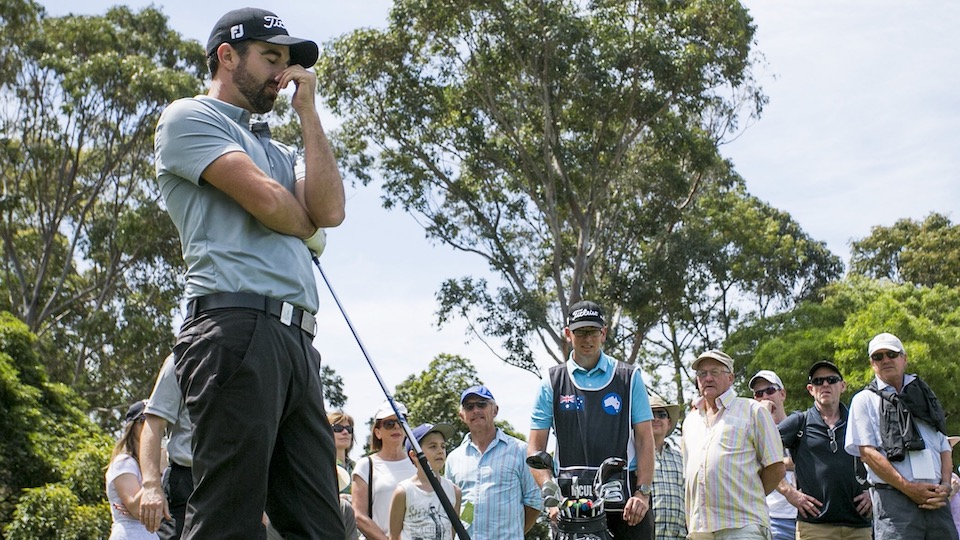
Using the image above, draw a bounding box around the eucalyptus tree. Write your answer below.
[0,3,206,418]
[850,212,960,288]
[317,0,765,375]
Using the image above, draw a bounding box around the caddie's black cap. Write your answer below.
[567,300,605,331]
[206,8,319,68]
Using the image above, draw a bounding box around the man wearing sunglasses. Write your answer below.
[445,385,542,539]
[649,395,686,540]
[749,370,797,540]
[845,332,957,540]
[778,361,872,539]
[529,300,656,539]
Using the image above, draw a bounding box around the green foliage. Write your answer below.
[4,484,109,540]
[393,353,522,450]
[321,363,348,410]
[0,5,206,423]
[640,182,843,405]
[316,0,766,375]
[394,354,482,446]
[0,312,111,534]
[728,278,960,440]
[850,212,960,288]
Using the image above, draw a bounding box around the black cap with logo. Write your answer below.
[206,8,319,68]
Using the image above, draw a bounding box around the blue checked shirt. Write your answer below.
[445,428,542,540]
[654,441,687,540]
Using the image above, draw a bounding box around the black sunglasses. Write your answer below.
[753,387,779,398]
[462,401,490,412]
[652,410,670,419]
[810,375,842,386]
[332,424,354,434]
[378,419,401,430]
[870,350,901,362]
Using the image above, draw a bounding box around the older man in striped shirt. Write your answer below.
[445,385,542,539]
[681,350,785,540]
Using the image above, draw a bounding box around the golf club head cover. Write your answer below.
[304,228,327,257]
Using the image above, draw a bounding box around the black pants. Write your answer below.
[158,463,192,540]
[174,309,343,540]
[606,509,655,540]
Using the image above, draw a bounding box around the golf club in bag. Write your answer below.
[313,257,470,540]
[526,451,627,540]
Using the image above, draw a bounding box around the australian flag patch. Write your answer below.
[559,394,584,411]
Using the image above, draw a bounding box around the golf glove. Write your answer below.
[304,228,327,257]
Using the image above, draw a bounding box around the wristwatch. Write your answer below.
[635,483,652,497]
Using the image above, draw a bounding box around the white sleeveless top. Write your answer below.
[397,477,457,540]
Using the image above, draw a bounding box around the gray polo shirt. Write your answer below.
[144,354,192,467]
[155,95,318,313]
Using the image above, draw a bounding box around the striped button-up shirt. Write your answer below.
[681,387,784,534]
[654,441,687,540]
[444,428,542,540]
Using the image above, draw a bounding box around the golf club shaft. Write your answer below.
[313,257,470,540]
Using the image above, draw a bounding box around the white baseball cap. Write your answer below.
[749,370,784,390]
[868,333,905,356]
[374,400,408,421]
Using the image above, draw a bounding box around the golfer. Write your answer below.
[154,7,344,539]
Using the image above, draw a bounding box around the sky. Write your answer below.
[39,0,960,458]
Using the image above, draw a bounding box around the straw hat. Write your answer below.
[648,394,681,433]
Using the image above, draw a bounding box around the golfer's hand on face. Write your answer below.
[139,483,171,533]
[278,64,318,115]
[622,493,649,526]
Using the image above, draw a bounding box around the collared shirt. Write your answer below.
[780,404,871,527]
[654,440,687,540]
[155,95,318,312]
[144,354,192,467]
[844,373,951,485]
[530,351,653,470]
[444,428,542,540]
[681,387,784,533]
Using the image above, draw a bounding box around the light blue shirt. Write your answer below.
[444,428,542,540]
[530,351,653,470]
[844,373,951,484]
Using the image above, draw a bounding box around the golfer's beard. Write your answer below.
[235,62,276,114]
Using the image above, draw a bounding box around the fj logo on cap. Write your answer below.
[263,16,286,29]
[230,24,244,40]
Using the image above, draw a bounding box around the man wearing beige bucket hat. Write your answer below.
[649,395,686,540]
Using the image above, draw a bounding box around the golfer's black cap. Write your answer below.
[808,360,842,381]
[206,8,319,68]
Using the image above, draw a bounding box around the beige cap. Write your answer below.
[692,349,734,372]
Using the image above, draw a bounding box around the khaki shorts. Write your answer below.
[796,521,872,540]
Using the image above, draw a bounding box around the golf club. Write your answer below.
[313,257,470,540]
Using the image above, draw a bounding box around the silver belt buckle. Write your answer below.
[301,311,316,336]
[280,302,294,326]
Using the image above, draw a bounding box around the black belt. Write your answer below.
[872,483,895,490]
[186,292,316,337]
